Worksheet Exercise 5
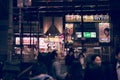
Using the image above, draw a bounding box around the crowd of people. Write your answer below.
[27,47,120,80]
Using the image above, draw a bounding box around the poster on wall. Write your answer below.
[99,23,110,43]
[39,38,48,49]
[65,23,74,43]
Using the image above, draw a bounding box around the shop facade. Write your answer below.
[12,0,112,62]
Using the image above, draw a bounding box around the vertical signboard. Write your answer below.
[99,23,110,43]
[65,23,74,43]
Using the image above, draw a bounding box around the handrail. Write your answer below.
[17,65,33,78]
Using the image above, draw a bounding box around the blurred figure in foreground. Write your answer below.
[110,48,120,80]
[65,59,84,80]
[51,50,67,80]
[65,48,75,71]
[84,54,106,80]
[30,63,54,80]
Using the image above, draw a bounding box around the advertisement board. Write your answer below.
[65,23,74,43]
[99,23,110,43]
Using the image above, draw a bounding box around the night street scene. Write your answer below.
[0,0,120,80]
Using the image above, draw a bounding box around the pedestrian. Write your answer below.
[51,50,67,80]
[109,48,120,80]
[84,54,106,80]
[66,59,84,80]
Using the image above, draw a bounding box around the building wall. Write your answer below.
[0,20,8,61]
[0,0,9,61]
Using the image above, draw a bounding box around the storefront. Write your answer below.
[14,32,64,61]
[12,0,111,62]
[64,14,111,62]
[39,35,64,52]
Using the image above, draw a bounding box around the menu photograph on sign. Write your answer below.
[99,23,110,43]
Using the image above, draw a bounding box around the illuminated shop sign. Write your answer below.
[91,32,96,38]
[83,32,96,38]
[65,14,81,22]
[75,32,96,38]
[83,15,94,22]
[76,32,82,38]
[65,14,109,22]
[15,37,37,45]
[44,37,61,42]
[94,15,109,22]
[39,38,48,49]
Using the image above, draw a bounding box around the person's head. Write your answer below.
[91,54,102,66]
[51,50,62,60]
[68,47,74,55]
[104,28,110,37]
[78,53,84,58]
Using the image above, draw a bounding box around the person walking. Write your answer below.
[84,54,106,80]
[51,50,67,80]
[110,48,120,80]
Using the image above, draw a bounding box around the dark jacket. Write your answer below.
[65,54,75,66]
[109,61,119,80]
[84,64,106,80]
[66,60,83,80]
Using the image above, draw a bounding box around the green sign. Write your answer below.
[83,32,91,38]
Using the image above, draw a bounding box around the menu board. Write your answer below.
[65,14,81,22]
[65,14,109,22]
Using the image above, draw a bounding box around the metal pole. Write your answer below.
[19,8,23,62]
[81,4,85,54]
[19,8,22,35]
[8,0,13,62]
